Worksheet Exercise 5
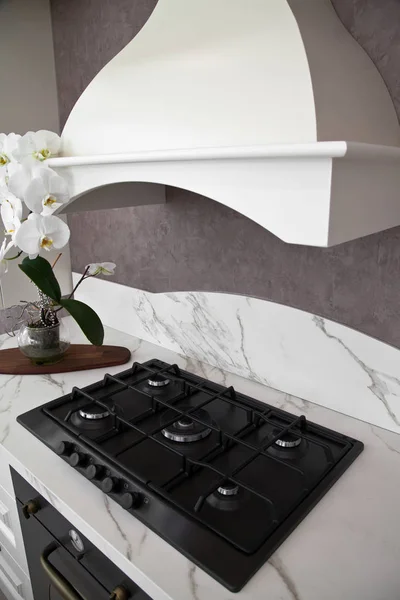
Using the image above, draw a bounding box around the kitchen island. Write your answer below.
[0,319,399,600]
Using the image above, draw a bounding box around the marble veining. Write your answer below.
[41,373,67,395]
[0,425,10,445]
[369,424,400,457]
[138,528,148,556]
[236,310,262,384]
[269,556,301,600]
[188,565,200,600]
[313,316,400,427]
[74,275,400,435]
[1,319,400,599]
[104,496,133,561]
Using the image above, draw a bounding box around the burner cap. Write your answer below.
[147,374,170,388]
[79,405,110,420]
[161,406,213,443]
[217,482,239,497]
[176,416,193,428]
[207,482,246,512]
[275,432,302,448]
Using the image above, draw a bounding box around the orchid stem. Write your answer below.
[68,266,90,298]
[5,250,23,261]
[51,253,62,270]
[54,266,90,313]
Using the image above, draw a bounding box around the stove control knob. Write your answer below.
[101,477,120,494]
[85,464,103,480]
[110,585,129,600]
[56,441,73,457]
[120,492,143,510]
[69,452,87,468]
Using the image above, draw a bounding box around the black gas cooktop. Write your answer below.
[17,359,363,592]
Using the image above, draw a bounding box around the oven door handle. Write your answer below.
[40,541,87,600]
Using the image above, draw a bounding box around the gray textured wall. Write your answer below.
[51,0,400,347]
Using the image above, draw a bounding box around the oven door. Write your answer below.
[16,498,111,600]
[42,544,111,600]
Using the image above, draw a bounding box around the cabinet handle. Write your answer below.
[40,541,86,600]
[22,499,40,519]
[110,586,130,600]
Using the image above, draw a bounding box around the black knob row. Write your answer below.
[56,442,143,509]
[56,441,73,456]
[101,476,118,493]
[121,492,142,510]
[69,452,87,468]
[100,477,143,508]
[85,464,103,480]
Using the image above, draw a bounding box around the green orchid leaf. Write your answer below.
[59,298,104,346]
[19,256,61,302]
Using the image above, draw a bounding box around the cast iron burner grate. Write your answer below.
[17,359,364,592]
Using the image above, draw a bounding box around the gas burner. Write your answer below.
[266,429,308,460]
[207,482,245,512]
[217,482,239,496]
[137,372,184,399]
[161,406,213,443]
[70,404,113,430]
[79,406,110,420]
[275,432,302,448]
[147,374,170,388]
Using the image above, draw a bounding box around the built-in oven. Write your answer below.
[11,467,151,600]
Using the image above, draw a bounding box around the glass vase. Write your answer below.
[17,320,70,366]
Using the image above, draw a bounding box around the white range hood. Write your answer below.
[49,0,400,247]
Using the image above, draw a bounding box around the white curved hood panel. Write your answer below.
[50,0,400,247]
[61,1,317,153]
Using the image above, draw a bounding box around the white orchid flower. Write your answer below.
[0,135,11,174]
[0,133,20,177]
[86,262,116,276]
[14,213,70,259]
[0,186,22,239]
[7,163,35,201]
[0,238,14,279]
[14,130,61,165]
[24,167,69,215]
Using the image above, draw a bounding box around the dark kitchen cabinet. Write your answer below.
[12,468,151,600]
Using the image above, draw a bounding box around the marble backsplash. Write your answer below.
[74,273,400,435]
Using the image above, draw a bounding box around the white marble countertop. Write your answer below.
[0,320,400,600]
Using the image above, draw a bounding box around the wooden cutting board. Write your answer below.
[0,345,131,374]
